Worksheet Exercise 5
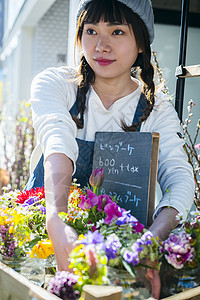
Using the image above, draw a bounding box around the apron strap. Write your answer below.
[132,92,148,132]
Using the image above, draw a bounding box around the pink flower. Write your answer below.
[195,143,200,150]
[85,246,98,277]
[162,232,195,269]
[78,189,98,210]
[87,189,99,206]
[97,194,113,212]
[104,202,122,225]
[78,195,91,210]
[133,222,145,233]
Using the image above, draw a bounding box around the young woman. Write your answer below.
[26,0,194,296]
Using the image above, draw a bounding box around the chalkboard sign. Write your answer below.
[92,132,160,226]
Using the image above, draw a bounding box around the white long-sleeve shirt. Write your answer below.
[30,66,195,219]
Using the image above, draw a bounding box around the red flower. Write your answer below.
[16,187,45,204]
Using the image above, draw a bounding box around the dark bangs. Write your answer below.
[82,0,130,24]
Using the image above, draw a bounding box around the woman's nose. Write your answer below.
[95,36,111,53]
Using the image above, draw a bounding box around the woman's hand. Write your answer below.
[144,206,179,299]
[44,153,76,270]
[47,215,78,271]
[145,267,161,300]
[136,260,161,300]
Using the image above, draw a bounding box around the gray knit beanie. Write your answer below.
[76,0,154,44]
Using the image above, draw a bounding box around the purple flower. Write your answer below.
[123,233,154,267]
[141,231,153,245]
[116,209,138,225]
[131,239,144,252]
[0,225,17,258]
[22,196,39,207]
[38,205,46,215]
[89,168,104,188]
[115,209,144,232]
[104,202,122,225]
[80,230,104,245]
[162,232,195,269]
[47,271,79,299]
[105,234,122,259]
[123,250,140,266]
[78,189,98,210]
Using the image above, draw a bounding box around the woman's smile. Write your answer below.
[94,57,116,66]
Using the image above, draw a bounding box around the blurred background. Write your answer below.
[0,0,199,193]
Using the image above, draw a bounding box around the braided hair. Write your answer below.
[72,55,95,128]
[74,0,155,131]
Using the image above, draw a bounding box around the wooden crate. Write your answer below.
[82,285,200,300]
[1,261,200,300]
[0,262,59,300]
[162,286,200,300]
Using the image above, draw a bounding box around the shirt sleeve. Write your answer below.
[30,67,79,171]
[142,94,195,220]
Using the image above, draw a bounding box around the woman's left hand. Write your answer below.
[135,259,161,299]
[145,267,161,300]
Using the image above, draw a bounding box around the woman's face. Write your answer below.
[81,20,142,82]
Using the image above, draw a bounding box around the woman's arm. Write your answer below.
[149,207,179,240]
[45,153,78,271]
[142,96,194,223]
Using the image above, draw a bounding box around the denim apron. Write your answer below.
[25,92,147,190]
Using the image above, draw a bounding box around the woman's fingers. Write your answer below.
[145,268,161,300]
[48,218,78,271]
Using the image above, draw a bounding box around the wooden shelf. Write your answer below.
[176,64,200,78]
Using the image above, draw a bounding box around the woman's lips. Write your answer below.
[95,58,115,66]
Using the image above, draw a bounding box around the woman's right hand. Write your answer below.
[44,153,77,270]
[46,215,78,271]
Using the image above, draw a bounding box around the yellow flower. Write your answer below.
[79,234,85,241]
[9,226,15,234]
[30,239,54,259]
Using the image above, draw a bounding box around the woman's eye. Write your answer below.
[86,29,97,35]
[113,29,123,35]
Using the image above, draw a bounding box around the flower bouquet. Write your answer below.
[159,210,200,297]
[47,168,161,299]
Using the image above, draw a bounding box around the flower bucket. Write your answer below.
[0,255,26,273]
[160,264,200,298]
[0,255,45,286]
[20,256,45,286]
[107,266,152,300]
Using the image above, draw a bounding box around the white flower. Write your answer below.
[175,212,184,224]
[190,210,199,216]
[96,219,104,228]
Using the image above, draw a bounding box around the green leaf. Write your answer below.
[121,256,136,278]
